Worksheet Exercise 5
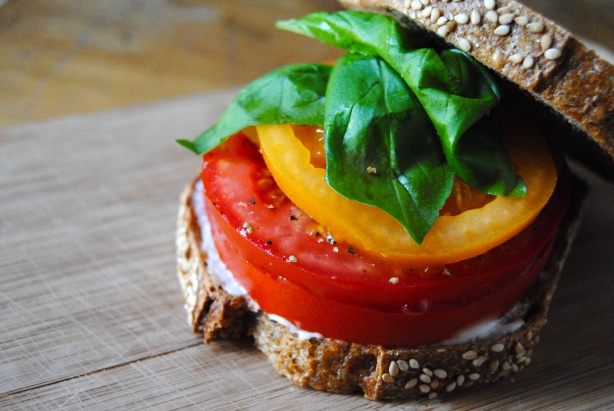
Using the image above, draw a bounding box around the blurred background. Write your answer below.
[0,0,612,129]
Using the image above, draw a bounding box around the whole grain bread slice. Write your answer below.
[338,0,614,179]
[175,176,586,400]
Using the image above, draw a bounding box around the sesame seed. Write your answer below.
[471,10,481,24]
[266,204,275,210]
[525,357,532,366]
[410,359,420,369]
[434,369,448,379]
[497,6,511,14]
[489,359,500,373]
[422,367,433,377]
[511,364,519,373]
[397,360,409,371]
[389,277,399,284]
[411,0,423,10]
[430,380,439,389]
[458,37,472,52]
[367,166,377,174]
[422,6,433,17]
[494,25,510,35]
[428,392,438,399]
[499,13,515,24]
[509,53,524,64]
[382,373,395,383]
[502,361,512,371]
[544,48,562,59]
[526,330,533,341]
[437,16,448,25]
[473,356,488,367]
[288,255,298,263]
[514,15,529,25]
[493,50,504,68]
[457,374,465,386]
[485,10,498,23]
[431,8,441,22]
[515,342,526,356]
[389,361,400,377]
[454,13,469,24]
[462,350,478,360]
[527,21,544,33]
[238,201,248,207]
[491,343,505,352]
[405,378,418,389]
[468,373,481,381]
[523,55,534,68]
[446,381,457,392]
[437,25,450,36]
[419,384,431,393]
[484,0,496,10]
[420,0,430,5]
[420,373,432,383]
[541,33,553,50]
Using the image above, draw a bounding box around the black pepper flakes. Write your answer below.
[249,198,256,204]
[290,214,298,220]
[266,240,273,245]
[348,247,356,255]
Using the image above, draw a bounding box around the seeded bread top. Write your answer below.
[339,0,614,176]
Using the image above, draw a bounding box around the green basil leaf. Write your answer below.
[325,54,454,244]
[277,11,526,197]
[177,63,331,154]
[417,49,526,196]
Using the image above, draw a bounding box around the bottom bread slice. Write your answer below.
[175,176,585,400]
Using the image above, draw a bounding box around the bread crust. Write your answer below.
[176,176,586,400]
[338,0,614,176]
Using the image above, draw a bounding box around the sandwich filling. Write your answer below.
[196,122,570,347]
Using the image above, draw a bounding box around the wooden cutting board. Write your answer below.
[1,87,613,410]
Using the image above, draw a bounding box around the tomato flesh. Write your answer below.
[200,132,570,346]
[257,122,558,264]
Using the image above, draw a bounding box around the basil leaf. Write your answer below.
[177,64,331,154]
[277,11,525,196]
[417,49,526,196]
[325,54,454,244]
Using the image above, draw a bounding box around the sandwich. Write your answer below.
[174,0,613,400]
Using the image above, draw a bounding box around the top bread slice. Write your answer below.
[339,0,614,177]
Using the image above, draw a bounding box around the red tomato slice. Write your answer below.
[208,195,556,347]
[201,133,570,317]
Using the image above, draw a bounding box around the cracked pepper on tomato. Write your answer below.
[178,11,570,347]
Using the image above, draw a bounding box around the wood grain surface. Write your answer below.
[1,1,613,410]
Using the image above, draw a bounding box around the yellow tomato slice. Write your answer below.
[257,122,557,265]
